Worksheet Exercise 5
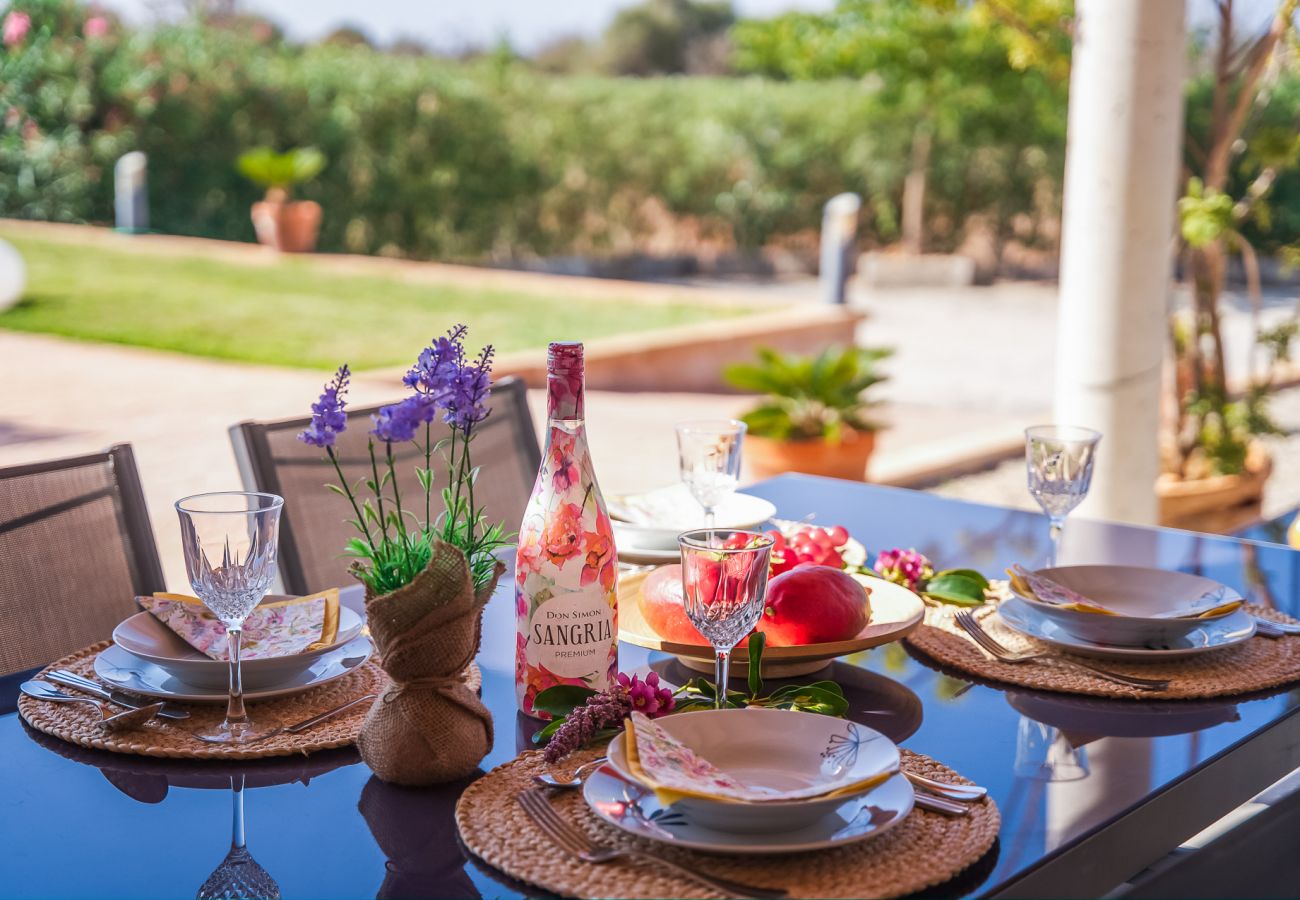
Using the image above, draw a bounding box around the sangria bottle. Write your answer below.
[515,342,619,718]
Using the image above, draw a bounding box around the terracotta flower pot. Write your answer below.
[1156,442,1272,535]
[746,429,877,482]
[250,195,322,253]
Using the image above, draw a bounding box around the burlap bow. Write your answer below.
[357,540,504,785]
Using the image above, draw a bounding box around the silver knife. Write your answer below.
[47,670,190,720]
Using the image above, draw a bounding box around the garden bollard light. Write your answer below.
[820,192,860,305]
[115,151,149,234]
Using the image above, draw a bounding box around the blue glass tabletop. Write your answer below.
[1,474,1298,899]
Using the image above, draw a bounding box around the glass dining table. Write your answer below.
[2,473,1298,899]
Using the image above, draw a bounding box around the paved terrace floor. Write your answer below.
[0,331,1036,589]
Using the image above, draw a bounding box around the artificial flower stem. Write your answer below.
[367,440,389,541]
[326,445,375,548]
[464,424,477,547]
[385,441,409,541]
[424,421,432,530]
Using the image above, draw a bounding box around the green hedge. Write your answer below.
[0,0,1076,261]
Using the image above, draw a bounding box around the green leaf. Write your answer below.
[931,568,990,591]
[532,717,567,745]
[922,572,987,606]
[532,685,598,717]
[747,631,765,698]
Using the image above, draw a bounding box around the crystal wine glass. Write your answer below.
[678,529,774,708]
[675,419,747,530]
[1024,425,1101,566]
[176,491,284,744]
[196,774,281,900]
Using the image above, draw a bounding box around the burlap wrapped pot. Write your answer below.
[358,539,504,785]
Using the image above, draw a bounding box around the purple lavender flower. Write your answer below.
[370,394,435,444]
[298,365,351,448]
[404,325,467,396]
[543,684,632,764]
[442,345,495,433]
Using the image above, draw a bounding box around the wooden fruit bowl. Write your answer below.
[616,567,925,678]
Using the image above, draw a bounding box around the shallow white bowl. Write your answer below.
[607,707,899,833]
[1010,565,1244,647]
[113,603,364,690]
[611,491,777,553]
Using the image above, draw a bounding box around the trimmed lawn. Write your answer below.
[0,230,752,370]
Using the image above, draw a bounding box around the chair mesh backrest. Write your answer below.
[231,376,540,595]
[0,445,166,677]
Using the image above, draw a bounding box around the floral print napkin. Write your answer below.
[137,589,340,660]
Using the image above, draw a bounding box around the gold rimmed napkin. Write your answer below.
[623,711,896,805]
[137,589,341,660]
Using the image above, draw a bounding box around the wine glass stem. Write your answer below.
[714,649,730,709]
[225,627,248,725]
[1048,516,1065,566]
[703,507,716,530]
[230,774,247,852]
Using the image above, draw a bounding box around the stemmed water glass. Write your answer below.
[196,775,281,900]
[678,529,774,707]
[1024,425,1101,566]
[176,491,284,744]
[676,419,747,529]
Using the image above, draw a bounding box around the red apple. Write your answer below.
[756,565,871,646]
[638,564,709,645]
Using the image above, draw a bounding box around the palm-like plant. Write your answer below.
[724,345,891,442]
[236,146,325,197]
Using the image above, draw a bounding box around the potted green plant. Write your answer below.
[237,146,326,253]
[1158,3,1300,533]
[724,345,891,481]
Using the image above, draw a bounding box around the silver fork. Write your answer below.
[517,788,788,899]
[955,611,1170,691]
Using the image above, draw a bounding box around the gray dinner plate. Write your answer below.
[93,636,373,703]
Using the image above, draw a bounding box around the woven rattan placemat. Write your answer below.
[906,602,1300,700]
[19,641,481,760]
[456,746,1000,900]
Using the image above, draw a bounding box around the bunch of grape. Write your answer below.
[766,525,850,576]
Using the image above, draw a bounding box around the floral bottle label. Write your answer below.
[516,415,618,718]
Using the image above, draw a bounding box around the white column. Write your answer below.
[1054,0,1186,525]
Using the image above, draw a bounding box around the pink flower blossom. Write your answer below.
[84,15,108,39]
[617,671,675,717]
[873,548,934,592]
[3,11,31,47]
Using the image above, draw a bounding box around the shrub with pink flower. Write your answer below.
[3,11,31,47]
[84,16,109,39]
[873,547,934,591]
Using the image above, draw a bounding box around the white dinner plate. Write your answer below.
[997,596,1255,660]
[582,764,913,855]
[93,636,373,703]
[113,605,365,691]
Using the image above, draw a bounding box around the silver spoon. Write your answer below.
[533,756,609,788]
[21,680,165,732]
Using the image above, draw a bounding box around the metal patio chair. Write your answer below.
[0,444,165,678]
